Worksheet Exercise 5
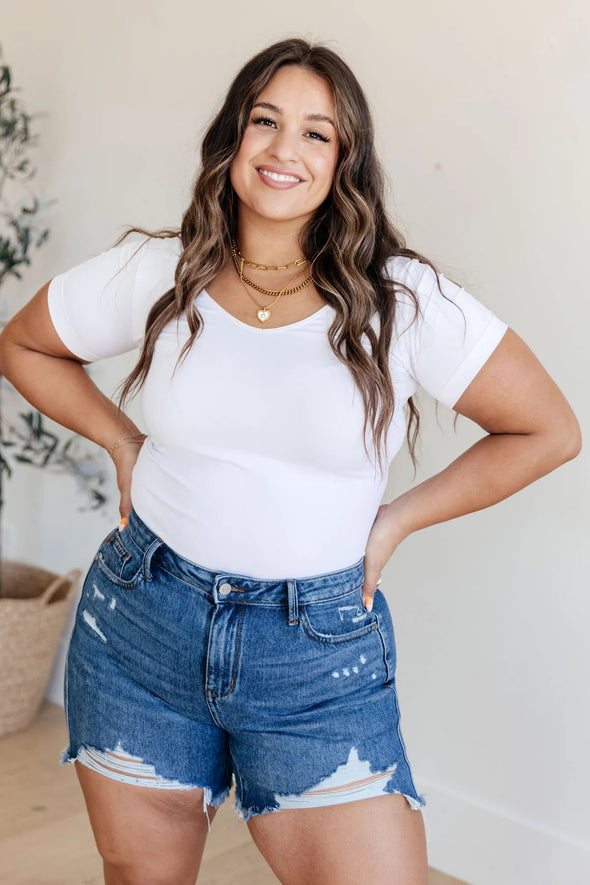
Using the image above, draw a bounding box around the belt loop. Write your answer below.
[287,580,299,626]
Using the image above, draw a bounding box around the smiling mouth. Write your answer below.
[257,168,303,183]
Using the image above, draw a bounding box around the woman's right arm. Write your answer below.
[0,282,143,517]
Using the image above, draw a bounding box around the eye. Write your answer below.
[306,129,331,143]
[251,115,276,128]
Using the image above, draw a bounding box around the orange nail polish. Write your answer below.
[118,517,128,532]
[363,596,373,612]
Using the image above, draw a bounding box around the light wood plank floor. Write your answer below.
[0,702,467,885]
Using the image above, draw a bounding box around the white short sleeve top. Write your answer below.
[48,236,507,578]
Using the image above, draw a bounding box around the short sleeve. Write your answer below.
[47,235,181,361]
[389,257,508,408]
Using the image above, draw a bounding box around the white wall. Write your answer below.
[2,2,588,883]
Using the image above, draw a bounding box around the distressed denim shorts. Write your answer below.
[62,508,426,824]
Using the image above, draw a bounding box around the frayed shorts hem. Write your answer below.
[61,744,231,830]
[62,741,429,841]
[232,789,426,824]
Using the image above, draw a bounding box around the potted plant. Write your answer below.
[0,47,103,736]
[0,46,107,516]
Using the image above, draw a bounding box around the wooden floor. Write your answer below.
[0,702,467,885]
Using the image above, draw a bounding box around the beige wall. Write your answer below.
[2,1,588,882]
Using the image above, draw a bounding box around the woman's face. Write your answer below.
[229,65,339,230]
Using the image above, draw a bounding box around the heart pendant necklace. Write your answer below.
[232,246,313,324]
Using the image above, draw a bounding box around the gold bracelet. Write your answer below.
[107,433,147,456]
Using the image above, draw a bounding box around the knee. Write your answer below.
[102,854,198,885]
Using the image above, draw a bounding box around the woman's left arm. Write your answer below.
[362,328,582,601]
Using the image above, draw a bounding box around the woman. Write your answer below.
[0,38,580,885]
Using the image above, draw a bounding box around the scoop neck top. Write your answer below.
[198,288,333,332]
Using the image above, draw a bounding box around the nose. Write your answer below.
[268,127,299,164]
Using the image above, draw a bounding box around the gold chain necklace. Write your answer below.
[233,242,307,272]
[235,257,312,323]
[230,244,313,298]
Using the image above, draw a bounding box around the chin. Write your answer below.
[244,196,318,226]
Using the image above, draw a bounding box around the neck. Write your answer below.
[235,211,307,267]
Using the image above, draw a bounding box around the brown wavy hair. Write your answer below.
[116,38,446,472]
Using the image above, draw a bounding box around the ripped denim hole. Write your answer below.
[62,743,229,831]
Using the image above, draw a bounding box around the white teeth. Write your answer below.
[258,168,301,183]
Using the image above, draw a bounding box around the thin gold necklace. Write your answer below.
[235,257,312,323]
[230,244,313,298]
[234,242,308,272]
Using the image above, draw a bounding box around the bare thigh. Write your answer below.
[247,793,428,885]
[75,761,218,885]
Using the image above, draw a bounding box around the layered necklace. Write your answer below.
[230,242,313,324]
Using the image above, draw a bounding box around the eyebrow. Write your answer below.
[252,101,335,128]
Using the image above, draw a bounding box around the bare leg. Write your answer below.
[75,761,219,885]
[247,792,427,885]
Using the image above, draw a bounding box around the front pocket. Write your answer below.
[300,588,380,644]
[95,528,144,588]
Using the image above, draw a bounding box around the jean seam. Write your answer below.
[387,682,422,800]
[375,617,393,684]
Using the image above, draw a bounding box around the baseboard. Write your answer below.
[421,779,590,885]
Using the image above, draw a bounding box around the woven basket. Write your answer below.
[0,560,80,738]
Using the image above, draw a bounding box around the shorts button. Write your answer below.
[218,582,232,595]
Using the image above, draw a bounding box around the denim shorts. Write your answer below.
[62,508,426,824]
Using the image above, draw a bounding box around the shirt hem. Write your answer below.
[438,319,509,408]
[47,277,102,362]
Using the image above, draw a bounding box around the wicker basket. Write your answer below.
[0,560,80,738]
